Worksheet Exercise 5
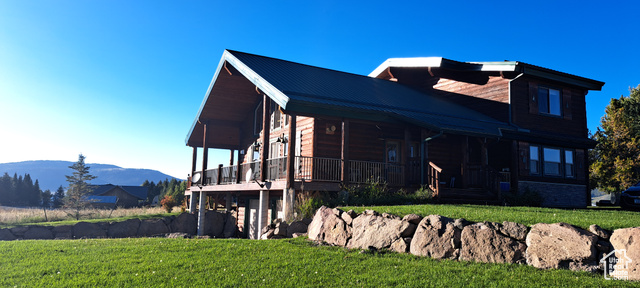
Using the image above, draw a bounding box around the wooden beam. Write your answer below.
[202,122,209,184]
[191,147,197,176]
[341,118,350,185]
[229,149,235,166]
[286,114,297,189]
[260,95,271,182]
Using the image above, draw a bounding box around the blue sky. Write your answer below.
[0,1,638,179]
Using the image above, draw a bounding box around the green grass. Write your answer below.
[0,212,181,229]
[0,237,634,287]
[341,204,640,231]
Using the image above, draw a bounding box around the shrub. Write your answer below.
[295,191,325,220]
[160,195,177,213]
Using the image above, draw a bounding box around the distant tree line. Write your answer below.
[0,172,64,208]
[142,178,186,206]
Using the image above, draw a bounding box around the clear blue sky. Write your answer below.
[1,1,638,179]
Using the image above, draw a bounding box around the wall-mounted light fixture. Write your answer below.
[276,133,288,143]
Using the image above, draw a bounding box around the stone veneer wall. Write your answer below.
[519,181,587,208]
[307,206,639,281]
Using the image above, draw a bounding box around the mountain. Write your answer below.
[0,160,184,191]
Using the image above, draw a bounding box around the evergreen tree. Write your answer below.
[64,154,97,220]
[52,186,65,208]
[0,173,11,205]
[41,189,53,208]
[591,85,640,192]
[31,179,42,207]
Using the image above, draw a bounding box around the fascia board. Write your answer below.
[368,57,443,77]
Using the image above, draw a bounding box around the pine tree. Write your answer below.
[41,189,53,208]
[0,173,11,206]
[64,154,97,220]
[52,186,65,208]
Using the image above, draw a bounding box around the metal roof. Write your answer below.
[187,50,515,142]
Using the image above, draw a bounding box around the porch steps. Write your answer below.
[437,188,501,205]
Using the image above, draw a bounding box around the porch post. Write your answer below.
[229,150,235,166]
[258,189,269,238]
[260,95,271,182]
[236,131,243,184]
[188,191,197,213]
[202,121,209,185]
[197,191,207,236]
[191,147,198,178]
[404,128,411,186]
[341,118,350,185]
[284,114,297,222]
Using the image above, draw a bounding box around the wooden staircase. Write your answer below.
[436,188,501,205]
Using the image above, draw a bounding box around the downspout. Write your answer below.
[421,131,444,184]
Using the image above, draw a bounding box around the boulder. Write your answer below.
[108,219,141,238]
[137,219,170,237]
[341,212,354,226]
[589,224,610,239]
[286,221,308,238]
[0,228,17,241]
[10,226,29,238]
[410,215,461,260]
[73,222,107,239]
[460,223,526,264]
[500,221,529,241]
[203,211,226,238]
[169,213,197,235]
[223,211,238,238]
[260,228,275,240]
[52,225,73,239]
[402,214,422,225]
[23,226,54,240]
[346,213,415,250]
[389,238,410,253]
[526,222,598,271]
[308,206,351,246]
[453,218,471,230]
[609,227,640,281]
[274,221,288,237]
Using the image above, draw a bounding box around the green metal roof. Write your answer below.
[187,50,521,144]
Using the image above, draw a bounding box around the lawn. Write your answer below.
[0,237,635,287]
[342,204,640,231]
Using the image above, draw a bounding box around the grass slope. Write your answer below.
[342,204,640,230]
[0,237,634,287]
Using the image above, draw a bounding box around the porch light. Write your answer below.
[276,134,288,143]
[253,141,261,151]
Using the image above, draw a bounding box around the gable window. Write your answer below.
[270,101,282,130]
[530,145,540,175]
[538,87,561,116]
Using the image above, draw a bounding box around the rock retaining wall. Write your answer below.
[0,211,238,240]
[308,206,639,281]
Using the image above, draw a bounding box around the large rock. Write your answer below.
[274,221,288,237]
[526,222,598,271]
[52,225,73,239]
[10,226,29,238]
[0,228,17,241]
[286,221,308,238]
[402,214,422,225]
[73,222,107,239]
[460,223,526,264]
[108,219,141,238]
[203,211,226,238]
[308,206,351,246]
[347,213,416,250]
[223,211,238,238]
[589,224,610,239]
[500,221,529,241]
[609,227,640,281]
[410,215,461,260]
[137,219,170,237]
[169,213,197,235]
[23,226,54,240]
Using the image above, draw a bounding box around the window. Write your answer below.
[528,145,575,178]
[530,145,540,174]
[543,148,561,176]
[538,87,561,116]
[386,141,400,163]
[565,150,574,178]
[270,101,282,130]
[254,101,263,135]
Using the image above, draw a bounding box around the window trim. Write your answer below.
[528,144,575,179]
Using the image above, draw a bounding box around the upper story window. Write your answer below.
[529,145,574,178]
[538,87,561,116]
[270,101,282,130]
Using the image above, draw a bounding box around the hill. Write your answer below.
[0,160,183,191]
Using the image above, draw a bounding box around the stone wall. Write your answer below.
[308,206,639,281]
[519,181,587,208]
[0,211,237,240]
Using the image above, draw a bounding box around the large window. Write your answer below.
[538,87,561,116]
[529,145,574,178]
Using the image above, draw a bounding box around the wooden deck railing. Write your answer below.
[428,161,442,198]
[295,156,341,182]
[349,160,405,186]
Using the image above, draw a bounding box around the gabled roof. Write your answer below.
[187,50,515,144]
[369,57,605,91]
[91,184,148,200]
